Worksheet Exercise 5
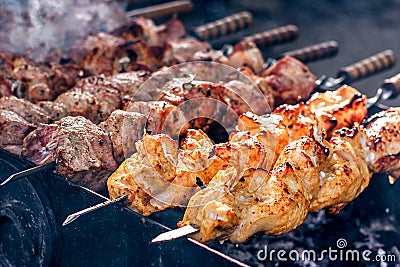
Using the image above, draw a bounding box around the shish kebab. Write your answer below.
[170,107,400,243]
[122,90,400,243]
[0,11,257,102]
[62,73,400,227]
[2,50,396,193]
[0,1,194,102]
[0,15,302,154]
[4,44,392,192]
[0,19,301,114]
[0,25,302,151]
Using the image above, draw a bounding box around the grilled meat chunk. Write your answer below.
[113,16,186,46]
[108,71,150,105]
[70,32,126,66]
[262,56,317,106]
[162,38,211,65]
[36,101,69,121]
[220,41,265,74]
[0,109,35,155]
[22,116,118,192]
[78,34,162,75]
[308,85,367,136]
[364,108,400,181]
[125,101,188,139]
[0,52,76,101]
[0,96,52,124]
[99,110,147,164]
[55,75,122,123]
[108,133,186,216]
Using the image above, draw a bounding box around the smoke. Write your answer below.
[0,0,127,61]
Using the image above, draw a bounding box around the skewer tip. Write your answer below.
[0,175,14,187]
[62,214,79,226]
[151,224,199,243]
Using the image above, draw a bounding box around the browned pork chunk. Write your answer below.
[0,109,35,155]
[22,116,118,192]
[365,107,400,182]
[0,96,52,124]
[99,110,147,164]
[54,75,122,123]
[262,56,317,106]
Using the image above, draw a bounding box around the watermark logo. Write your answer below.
[257,238,397,263]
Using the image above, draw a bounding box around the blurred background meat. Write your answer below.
[0,0,127,62]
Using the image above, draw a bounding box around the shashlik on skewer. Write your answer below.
[0,51,319,156]
[0,43,393,187]
[1,56,398,193]
[63,85,400,227]
[0,12,254,101]
[0,82,362,193]
[106,84,369,214]
[175,107,400,243]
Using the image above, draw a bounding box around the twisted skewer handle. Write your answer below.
[193,11,253,40]
[282,40,339,63]
[243,24,299,48]
[337,49,396,83]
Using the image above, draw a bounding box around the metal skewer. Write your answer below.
[0,161,56,186]
[151,224,199,243]
[62,195,128,226]
[367,72,400,108]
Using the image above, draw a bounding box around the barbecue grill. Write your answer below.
[1,1,400,267]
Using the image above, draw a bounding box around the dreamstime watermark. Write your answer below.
[257,238,397,263]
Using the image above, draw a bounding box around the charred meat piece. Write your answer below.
[79,34,162,75]
[108,70,150,105]
[310,126,371,213]
[0,52,52,101]
[220,41,265,74]
[22,116,118,192]
[0,96,52,124]
[74,76,122,122]
[364,107,400,181]
[0,52,76,101]
[70,32,126,66]
[99,109,147,164]
[36,101,69,121]
[108,133,182,216]
[55,75,122,123]
[113,16,186,46]
[0,109,35,155]
[125,101,187,139]
[307,85,367,137]
[262,56,317,106]
[54,90,100,123]
[162,38,211,65]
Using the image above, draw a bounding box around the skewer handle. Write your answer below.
[192,11,253,40]
[382,73,400,99]
[336,49,396,83]
[281,40,339,63]
[125,0,193,19]
[243,24,299,48]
